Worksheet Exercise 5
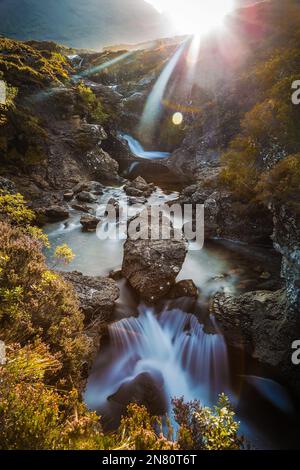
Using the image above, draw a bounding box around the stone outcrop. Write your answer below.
[179,184,273,244]
[63,271,119,324]
[212,289,300,393]
[122,209,187,302]
[271,204,300,310]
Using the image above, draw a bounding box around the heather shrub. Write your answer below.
[0,222,90,388]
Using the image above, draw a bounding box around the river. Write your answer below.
[45,135,300,450]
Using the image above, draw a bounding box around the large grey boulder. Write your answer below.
[122,209,187,302]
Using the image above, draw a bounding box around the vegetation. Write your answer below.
[0,38,72,91]
[219,0,300,201]
[76,83,109,124]
[173,395,242,451]
[256,154,300,210]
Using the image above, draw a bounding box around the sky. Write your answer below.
[0,0,257,49]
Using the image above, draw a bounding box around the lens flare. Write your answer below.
[172,112,183,125]
[146,0,235,36]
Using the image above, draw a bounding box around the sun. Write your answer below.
[146,0,235,36]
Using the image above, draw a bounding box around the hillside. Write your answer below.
[0,0,173,49]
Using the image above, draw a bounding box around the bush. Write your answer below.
[114,404,176,450]
[0,222,90,388]
[173,394,242,450]
[0,191,35,225]
[0,342,103,450]
[76,83,108,124]
[256,154,300,208]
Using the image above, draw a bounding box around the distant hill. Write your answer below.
[0,0,262,50]
[0,0,173,49]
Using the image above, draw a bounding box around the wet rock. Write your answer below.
[108,371,168,416]
[211,289,300,393]
[125,187,144,198]
[122,209,187,302]
[71,203,93,213]
[89,148,120,184]
[63,271,119,324]
[124,176,155,198]
[63,191,74,201]
[179,185,273,244]
[80,215,100,232]
[271,203,300,309]
[169,280,199,299]
[73,124,107,151]
[91,182,104,195]
[76,191,97,203]
[109,268,123,281]
[44,205,69,222]
[0,177,16,194]
[123,92,146,114]
[72,182,91,194]
[128,196,147,205]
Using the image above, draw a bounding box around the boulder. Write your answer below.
[63,191,74,201]
[72,182,91,194]
[124,176,155,198]
[122,209,187,302]
[0,177,16,194]
[71,203,93,213]
[128,196,147,206]
[108,371,168,416]
[125,187,144,198]
[80,215,100,232]
[76,191,97,203]
[63,272,119,324]
[89,148,120,184]
[44,205,69,222]
[169,280,199,299]
[92,182,104,195]
[178,185,273,244]
[211,289,300,394]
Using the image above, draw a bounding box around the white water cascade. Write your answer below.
[85,307,230,414]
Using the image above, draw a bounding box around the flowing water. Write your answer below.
[120,133,171,160]
[45,135,300,449]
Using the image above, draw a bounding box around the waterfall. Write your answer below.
[85,307,230,415]
[121,133,170,160]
